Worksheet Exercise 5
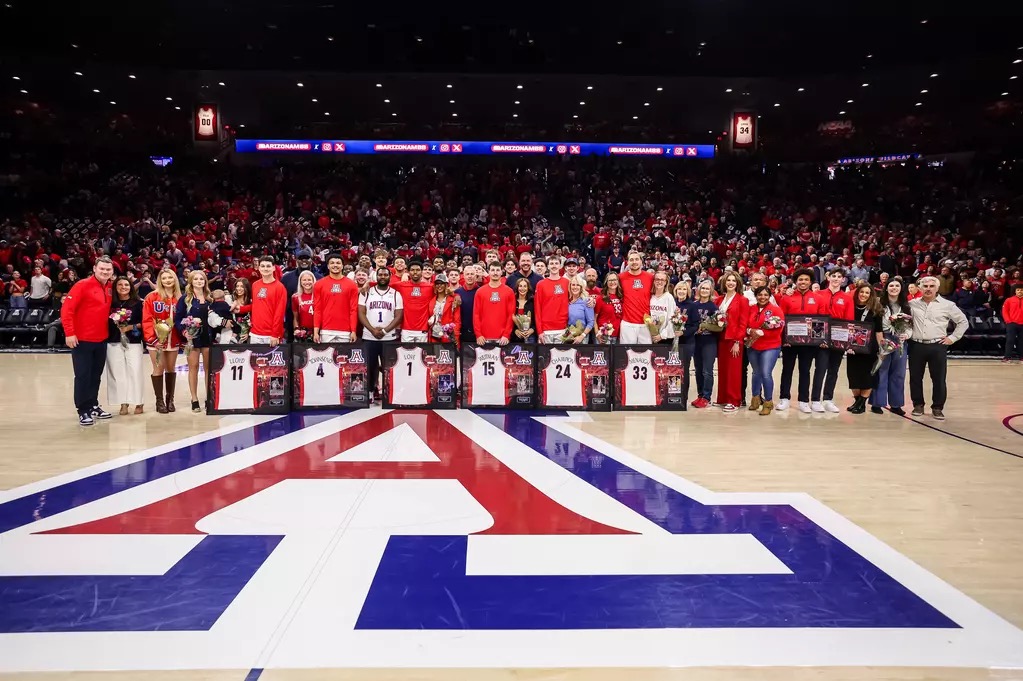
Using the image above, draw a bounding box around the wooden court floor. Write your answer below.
[0,354,1021,681]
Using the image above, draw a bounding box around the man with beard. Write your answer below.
[358,267,404,402]
[393,260,432,342]
[313,252,360,343]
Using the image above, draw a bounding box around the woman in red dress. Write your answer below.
[713,271,749,412]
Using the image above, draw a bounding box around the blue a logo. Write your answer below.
[349,349,365,364]
[666,351,681,365]
[590,351,607,366]
[554,285,564,295]
[258,288,268,299]
[268,351,286,367]
[437,349,453,364]
[516,351,533,365]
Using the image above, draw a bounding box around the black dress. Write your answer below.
[846,304,883,390]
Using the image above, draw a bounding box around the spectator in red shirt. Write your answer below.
[473,262,514,343]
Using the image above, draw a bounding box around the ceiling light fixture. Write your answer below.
[616,40,622,45]
[129,74,136,79]
[449,99,455,103]
[1012,76,1019,80]
[376,83,382,87]
[513,114,518,118]
[218,81,225,86]
[847,99,854,103]
[920,18,928,24]
[915,102,922,106]
[930,73,939,78]
[773,102,780,107]
[327,36,334,41]
[384,99,390,103]
[725,88,732,93]
[867,54,873,58]
[12,76,19,80]
[446,84,452,88]
[632,116,638,120]
[93,88,100,93]
[174,106,181,110]
[110,101,115,105]
[239,124,245,128]
[839,110,846,115]
[74,71,83,76]
[586,85,593,90]
[514,100,520,104]
[579,101,585,105]
[297,82,304,87]
[920,89,928,93]
[798,87,805,92]
[656,87,663,91]
[644,102,650,106]
[516,84,523,89]
[392,112,397,116]
[452,112,458,117]
[416,37,422,42]
[19,89,26,93]
[165,96,172,100]
[324,111,330,116]
[1002,92,1010,96]
[573,114,578,119]
[862,83,869,87]
[311,98,318,102]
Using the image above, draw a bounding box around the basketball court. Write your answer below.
[1,353,1021,681]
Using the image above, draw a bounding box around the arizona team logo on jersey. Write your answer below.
[554,285,564,295]
[632,279,643,288]
[258,288,268,299]
[490,292,502,302]
[1,412,1021,672]
[331,284,342,293]
[411,287,423,297]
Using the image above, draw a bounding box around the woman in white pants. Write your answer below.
[105,277,147,415]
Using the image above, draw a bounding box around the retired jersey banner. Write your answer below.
[382,342,457,409]
[535,344,612,412]
[291,343,369,410]
[612,345,686,410]
[193,103,219,143]
[461,343,536,409]
[207,344,291,415]
[730,111,757,151]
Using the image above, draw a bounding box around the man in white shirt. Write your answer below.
[908,276,969,421]
[29,267,53,308]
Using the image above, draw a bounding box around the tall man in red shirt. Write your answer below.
[618,251,656,345]
[816,267,854,412]
[313,252,360,343]
[250,256,287,344]
[473,262,515,344]
[61,255,115,426]
[534,255,570,344]
[394,260,432,342]
[776,268,829,413]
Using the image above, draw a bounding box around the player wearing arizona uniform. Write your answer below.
[358,267,404,402]
[393,260,432,342]
[313,252,360,343]
[534,255,570,343]
[618,251,656,345]
[250,256,287,344]
[473,262,515,344]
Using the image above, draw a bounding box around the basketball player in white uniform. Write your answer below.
[214,348,256,411]
[299,346,341,407]
[358,267,404,401]
[620,348,658,406]
[388,346,430,406]
[543,347,585,407]
[466,346,507,406]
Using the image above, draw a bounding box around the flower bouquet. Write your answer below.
[439,323,455,343]
[559,320,586,343]
[745,310,785,348]
[699,310,727,333]
[153,309,173,349]
[597,322,615,344]
[888,312,913,339]
[236,314,251,344]
[670,308,688,351]
[110,308,132,348]
[872,337,901,375]
[180,316,203,351]
[293,328,311,341]
[643,314,663,340]
[513,312,533,339]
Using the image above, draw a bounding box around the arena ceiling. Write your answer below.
[1,1,1022,139]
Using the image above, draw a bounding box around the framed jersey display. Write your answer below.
[828,320,875,354]
[612,345,686,410]
[207,344,291,415]
[783,314,830,346]
[461,343,536,409]
[291,343,370,410]
[382,342,457,409]
[535,344,612,412]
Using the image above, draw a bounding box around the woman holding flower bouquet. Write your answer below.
[871,279,913,416]
[846,284,885,414]
[428,275,461,343]
[648,272,678,345]
[142,268,181,414]
[566,276,595,344]
[744,286,785,415]
[512,278,536,343]
[175,270,214,413]
[594,272,623,344]
[105,276,146,415]
[688,280,719,408]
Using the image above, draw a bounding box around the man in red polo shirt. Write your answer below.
[61,255,116,426]
[817,267,854,413]
[776,268,829,414]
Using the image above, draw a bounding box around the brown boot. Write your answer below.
[165,372,177,412]
[152,375,167,413]
[748,396,762,412]
[134,404,144,415]
[759,400,774,416]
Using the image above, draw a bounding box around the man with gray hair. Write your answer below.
[907,276,968,421]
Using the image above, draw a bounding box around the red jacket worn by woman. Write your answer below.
[746,303,786,351]
[428,295,461,343]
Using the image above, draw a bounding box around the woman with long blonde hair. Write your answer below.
[142,268,182,413]
[566,275,594,343]
[175,270,214,413]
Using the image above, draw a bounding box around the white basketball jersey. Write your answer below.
[467,347,507,406]
[388,346,429,405]
[361,287,401,341]
[734,115,753,145]
[300,347,341,407]
[621,349,657,406]
[197,107,215,137]
[543,348,585,407]
[215,349,256,411]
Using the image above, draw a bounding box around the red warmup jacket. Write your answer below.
[250,279,287,338]
[779,288,828,316]
[428,295,461,343]
[534,277,570,333]
[818,288,854,320]
[746,303,786,350]
[473,283,515,340]
[1002,295,1023,324]
[60,276,112,342]
[142,291,181,347]
[714,293,749,342]
[312,275,359,333]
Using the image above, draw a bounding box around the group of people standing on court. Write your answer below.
[59,249,986,425]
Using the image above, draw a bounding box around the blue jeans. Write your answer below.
[9,295,27,309]
[748,347,781,401]
[694,335,717,399]
[871,341,908,409]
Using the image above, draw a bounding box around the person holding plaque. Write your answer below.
[777,269,829,413]
[845,284,884,414]
[818,268,854,413]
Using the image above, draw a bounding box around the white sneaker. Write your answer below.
[810,401,825,413]
[798,401,812,413]
[822,400,840,413]
[776,398,790,411]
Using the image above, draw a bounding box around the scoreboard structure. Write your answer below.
[235,139,716,158]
